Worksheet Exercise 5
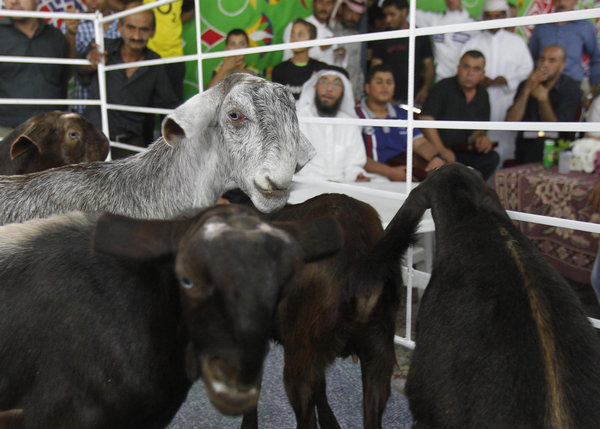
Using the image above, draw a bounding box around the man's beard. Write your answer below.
[315,93,342,117]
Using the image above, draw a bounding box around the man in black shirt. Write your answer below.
[420,50,500,180]
[370,0,434,105]
[80,2,179,158]
[0,0,70,137]
[506,45,581,164]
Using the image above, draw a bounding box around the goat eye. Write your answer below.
[227,110,246,122]
[179,277,194,289]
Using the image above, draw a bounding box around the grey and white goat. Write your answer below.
[0,73,314,224]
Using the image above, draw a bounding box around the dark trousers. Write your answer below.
[455,150,500,181]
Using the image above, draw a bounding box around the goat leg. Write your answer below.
[314,378,340,429]
[240,407,258,429]
[283,363,319,429]
[356,309,397,429]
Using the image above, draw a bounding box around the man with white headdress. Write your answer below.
[295,69,369,182]
[460,0,533,165]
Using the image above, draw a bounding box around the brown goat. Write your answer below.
[0,111,109,174]
[242,193,419,429]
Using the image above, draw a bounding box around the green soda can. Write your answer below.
[543,139,555,167]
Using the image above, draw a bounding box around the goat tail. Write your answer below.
[347,189,429,322]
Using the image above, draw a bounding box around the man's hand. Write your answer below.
[425,156,445,172]
[387,165,407,181]
[589,180,600,212]
[474,134,494,153]
[483,76,508,88]
[86,43,107,65]
[334,47,346,61]
[355,172,371,182]
[221,55,245,73]
[440,147,456,163]
[415,86,428,106]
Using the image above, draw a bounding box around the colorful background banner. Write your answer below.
[182,0,600,99]
[2,0,598,100]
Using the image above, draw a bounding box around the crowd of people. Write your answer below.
[208,0,600,183]
[1,0,599,172]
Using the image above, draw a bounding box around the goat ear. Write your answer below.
[93,213,189,261]
[162,86,222,144]
[9,123,52,159]
[273,217,343,262]
[295,134,316,172]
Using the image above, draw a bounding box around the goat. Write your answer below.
[396,163,600,428]
[0,111,109,174]
[0,73,314,225]
[0,204,342,428]
[241,193,420,429]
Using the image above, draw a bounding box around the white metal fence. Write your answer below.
[2,1,600,347]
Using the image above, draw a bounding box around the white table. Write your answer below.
[289,177,434,232]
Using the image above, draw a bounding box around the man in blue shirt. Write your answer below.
[355,64,445,181]
[528,0,600,103]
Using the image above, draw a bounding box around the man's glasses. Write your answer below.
[316,78,343,87]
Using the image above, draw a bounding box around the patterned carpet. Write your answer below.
[168,344,414,428]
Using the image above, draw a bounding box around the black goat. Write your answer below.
[397,163,600,428]
[0,205,341,428]
[242,193,421,429]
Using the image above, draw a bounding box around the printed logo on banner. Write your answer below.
[39,0,87,28]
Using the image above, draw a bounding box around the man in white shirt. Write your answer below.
[414,0,475,83]
[460,0,533,164]
[282,0,337,64]
[295,70,369,182]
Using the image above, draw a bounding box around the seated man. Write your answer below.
[272,18,347,100]
[505,45,581,164]
[355,64,446,181]
[295,69,369,182]
[419,50,500,181]
[79,2,180,158]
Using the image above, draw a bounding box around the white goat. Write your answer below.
[0,73,314,225]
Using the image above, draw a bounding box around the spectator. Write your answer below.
[414,0,475,83]
[282,0,338,65]
[460,0,533,165]
[355,64,446,181]
[330,0,367,102]
[295,69,369,182]
[419,50,500,181]
[505,45,581,164]
[143,0,195,102]
[370,0,434,106]
[586,95,600,140]
[528,0,600,107]
[207,29,259,89]
[589,180,600,303]
[272,19,348,100]
[0,0,71,138]
[66,0,125,114]
[79,2,179,158]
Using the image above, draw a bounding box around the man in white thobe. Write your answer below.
[295,69,369,182]
[414,0,476,83]
[282,0,337,64]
